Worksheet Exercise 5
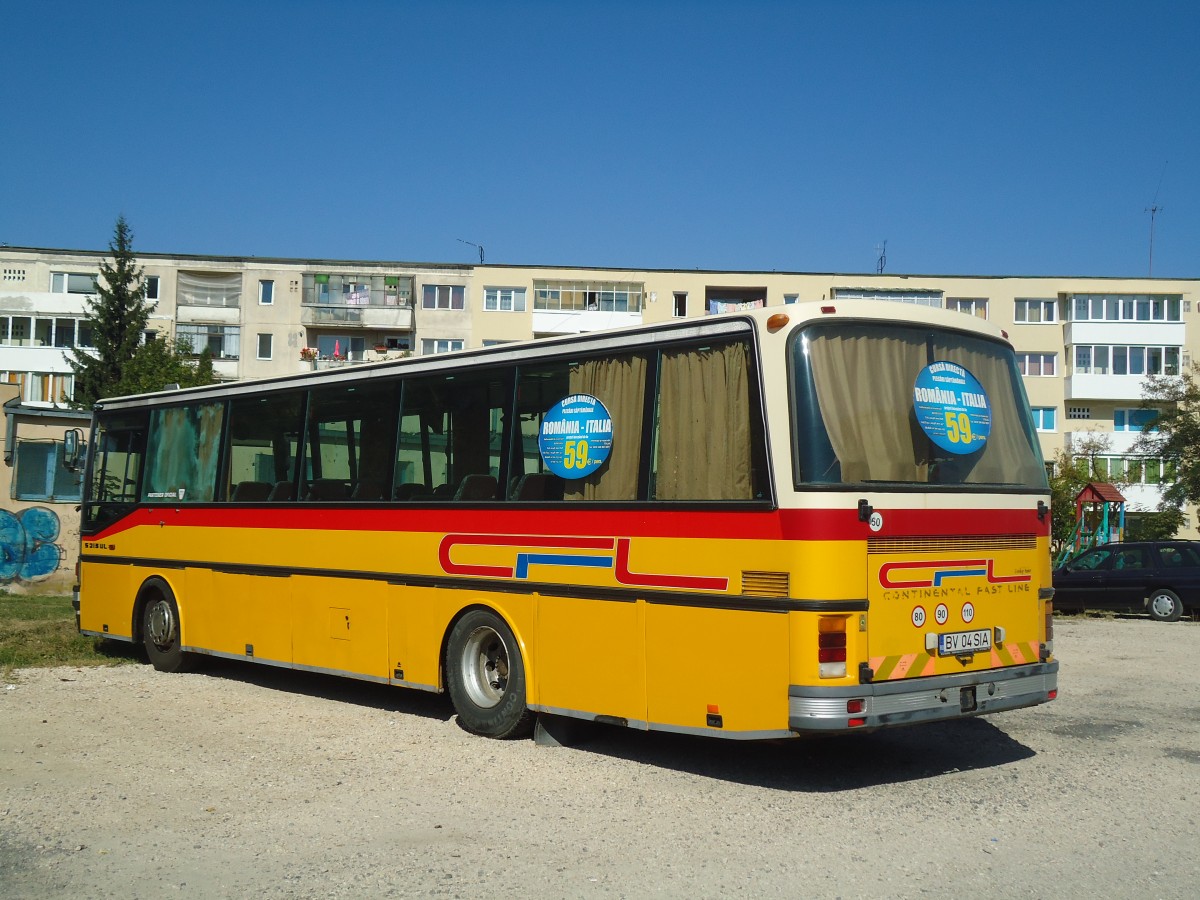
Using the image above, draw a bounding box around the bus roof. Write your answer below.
[92,300,1010,411]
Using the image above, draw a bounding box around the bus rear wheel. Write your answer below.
[446,610,533,739]
[141,586,193,673]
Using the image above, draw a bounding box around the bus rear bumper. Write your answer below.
[788,661,1058,733]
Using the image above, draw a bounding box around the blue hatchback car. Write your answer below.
[1052,541,1200,622]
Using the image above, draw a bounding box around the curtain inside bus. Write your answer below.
[565,354,646,500]
[654,340,754,499]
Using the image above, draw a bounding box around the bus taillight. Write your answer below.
[1042,603,1054,661]
[817,617,848,678]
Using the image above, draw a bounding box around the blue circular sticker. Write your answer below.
[913,362,991,454]
[538,394,614,479]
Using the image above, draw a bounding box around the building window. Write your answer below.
[533,280,644,312]
[673,293,687,317]
[2,372,75,405]
[259,280,274,305]
[1069,293,1182,322]
[314,335,365,361]
[1114,408,1159,432]
[12,440,83,501]
[256,333,273,360]
[483,287,526,312]
[421,338,464,355]
[1073,345,1179,376]
[783,294,799,305]
[1015,298,1056,323]
[1081,455,1173,485]
[176,324,240,359]
[1015,352,1056,376]
[50,272,97,294]
[830,288,943,307]
[144,275,160,302]
[177,271,241,308]
[1032,407,1057,432]
[302,274,413,307]
[422,285,466,310]
[1067,406,1091,419]
[946,297,988,319]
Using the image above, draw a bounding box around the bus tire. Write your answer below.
[141,583,193,673]
[1147,588,1183,623]
[446,609,534,739]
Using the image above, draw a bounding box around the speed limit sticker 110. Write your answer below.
[538,394,614,479]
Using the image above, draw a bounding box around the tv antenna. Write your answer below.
[1145,161,1167,277]
[875,240,887,274]
[457,238,484,264]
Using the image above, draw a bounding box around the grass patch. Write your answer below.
[0,593,137,678]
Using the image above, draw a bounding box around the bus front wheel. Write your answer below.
[446,609,534,739]
[141,586,192,673]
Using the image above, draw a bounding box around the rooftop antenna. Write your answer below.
[1146,161,1167,277]
[875,240,887,274]
[457,238,484,264]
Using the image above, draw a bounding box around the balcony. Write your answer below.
[301,303,413,331]
[532,309,641,336]
[1065,372,1181,402]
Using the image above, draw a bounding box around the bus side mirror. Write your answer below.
[63,428,84,470]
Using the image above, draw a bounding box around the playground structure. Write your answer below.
[1055,482,1126,567]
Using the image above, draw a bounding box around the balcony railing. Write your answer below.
[301,303,413,330]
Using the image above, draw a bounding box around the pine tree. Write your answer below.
[67,216,152,406]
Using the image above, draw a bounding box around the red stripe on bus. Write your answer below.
[89,504,1046,542]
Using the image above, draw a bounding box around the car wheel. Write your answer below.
[1147,588,1184,623]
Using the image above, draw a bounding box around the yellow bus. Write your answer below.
[74,301,1057,740]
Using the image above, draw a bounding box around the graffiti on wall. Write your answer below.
[0,507,65,584]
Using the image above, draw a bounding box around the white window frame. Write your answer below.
[421,338,464,355]
[1114,408,1159,432]
[483,287,526,312]
[673,292,687,317]
[422,285,466,310]
[256,333,273,360]
[1016,352,1056,376]
[259,280,274,305]
[1014,298,1056,323]
[1031,407,1057,432]
[144,275,160,303]
[946,297,988,319]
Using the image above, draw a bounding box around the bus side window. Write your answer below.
[304,380,399,502]
[143,401,225,503]
[226,391,305,502]
[651,338,765,500]
[396,369,511,502]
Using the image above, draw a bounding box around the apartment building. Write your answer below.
[2,245,1197,543]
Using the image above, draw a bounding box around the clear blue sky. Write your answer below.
[3,0,1197,278]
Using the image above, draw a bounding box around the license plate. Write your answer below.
[938,629,992,656]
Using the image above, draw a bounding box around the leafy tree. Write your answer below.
[1047,432,1115,558]
[117,339,216,396]
[67,216,151,406]
[67,216,216,405]
[1134,367,1200,531]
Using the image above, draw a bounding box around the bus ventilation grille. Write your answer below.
[741,570,790,597]
[868,534,1036,554]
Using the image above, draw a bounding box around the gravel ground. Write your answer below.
[2,616,1198,899]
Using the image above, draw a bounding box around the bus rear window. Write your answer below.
[789,322,1046,489]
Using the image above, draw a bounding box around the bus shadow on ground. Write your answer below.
[560,717,1036,792]
[177,655,456,723]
